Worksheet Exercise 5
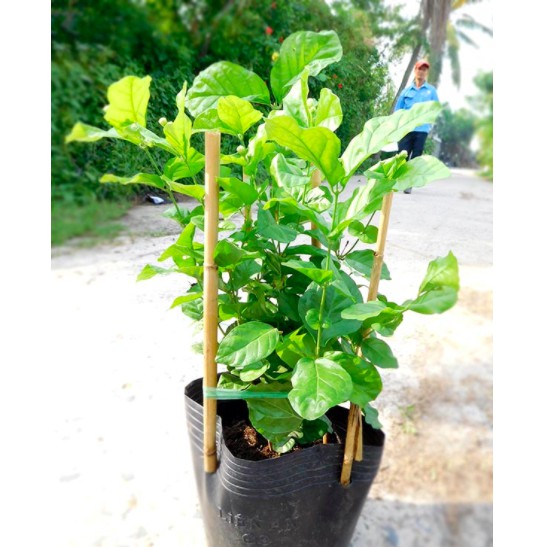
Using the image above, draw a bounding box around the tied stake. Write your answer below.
[203,132,221,474]
[340,191,394,486]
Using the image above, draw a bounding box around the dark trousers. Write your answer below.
[398,131,428,160]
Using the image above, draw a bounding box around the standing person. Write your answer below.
[394,59,439,194]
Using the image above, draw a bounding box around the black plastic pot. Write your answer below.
[185,377,385,547]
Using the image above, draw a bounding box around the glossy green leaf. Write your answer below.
[163,113,193,156]
[214,240,259,268]
[192,108,237,135]
[239,361,270,382]
[65,122,121,144]
[300,416,332,443]
[288,357,353,420]
[299,283,362,343]
[186,61,270,117]
[163,150,205,180]
[348,222,378,244]
[216,321,280,368]
[164,181,205,201]
[364,404,383,429]
[282,70,311,127]
[265,116,345,186]
[218,177,258,206]
[393,155,451,192]
[418,251,460,293]
[270,154,311,189]
[345,249,391,280]
[218,373,251,392]
[136,264,176,281]
[342,101,442,178]
[100,173,164,190]
[257,208,299,243]
[315,88,343,131]
[270,30,343,103]
[180,297,204,321]
[104,75,151,128]
[341,300,387,321]
[407,287,459,314]
[361,337,399,369]
[326,351,383,407]
[217,95,263,135]
[116,123,178,154]
[283,260,333,284]
[169,292,203,309]
[276,328,316,368]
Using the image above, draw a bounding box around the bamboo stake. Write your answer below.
[310,169,322,248]
[203,132,221,474]
[340,191,394,485]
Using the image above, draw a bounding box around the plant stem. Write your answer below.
[314,188,340,357]
[144,148,185,223]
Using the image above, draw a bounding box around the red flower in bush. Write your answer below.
[271,1,277,8]
[338,83,343,89]
[279,36,284,43]
[265,26,274,36]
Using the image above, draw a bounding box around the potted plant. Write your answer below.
[66,30,459,547]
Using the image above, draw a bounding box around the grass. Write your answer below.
[51,198,134,247]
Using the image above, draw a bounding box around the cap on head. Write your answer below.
[415,60,430,69]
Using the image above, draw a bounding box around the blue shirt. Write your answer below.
[394,82,439,133]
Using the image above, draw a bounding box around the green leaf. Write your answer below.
[193,108,236,135]
[265,116,345,186]
[407,287,459,314]
[218,177,258,206]
[288,357,353,420]
[282,70,311,127]
[214,240,259,268]
[136,264,176,281]
[100,173,165,190]
[345,249,391,280]
[393,155,451,192]
[103,75,152,128]
[169,292,203,309]
[342,101,443,178]
[348,222,378,244]
[180,297,204,321]
[361,337,399,369]
[326,352,383,407]
[239,361,270,382]
[276,328,316,368]
[270,30,343,103]
[364,404,383,429]
[165,181,205,201]
[218,373,251,392]
[419,251,460,293]
[216,322,280,368]
[247,393,301,453]
[163,113,193,156]
[283,260,333,284]
[300,416,332,444]
[163,150,205,180]
[315,88,343,131]
[270,154,311,188]
[299,283,362,344]
[256,208,299,243]
[341,300,387,321]
[186,61,270,117]
[65,122,121,144]
[217,95,263,135]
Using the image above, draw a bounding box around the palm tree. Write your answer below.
[391,0,492,109]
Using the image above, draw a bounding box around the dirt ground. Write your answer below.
[51,169,492,546]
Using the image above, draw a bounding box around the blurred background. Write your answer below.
[51,0,493,247]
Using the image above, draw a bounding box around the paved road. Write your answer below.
[49,169,492,546]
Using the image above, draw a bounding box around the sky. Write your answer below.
[386,0,494,111]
